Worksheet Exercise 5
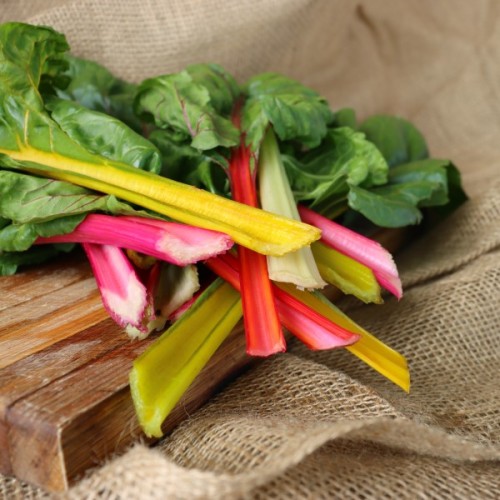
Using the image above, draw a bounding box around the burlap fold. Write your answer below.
[0,0,499,498]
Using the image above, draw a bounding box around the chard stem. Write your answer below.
[299,205,403,299]
[228,143,285,356]
[312,241,383,304]
[258,128,326,289]
[2,145,320,256]
[83,243,148,330]
[206,254,360,350]
[36,213,233,266]
[130,278,242,437]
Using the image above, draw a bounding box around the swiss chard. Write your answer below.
[0,22,468,439]
[0,23,319,256]
[258,124,326,290]
[342,113,468,227]
[283,126,388,220]
[83,243,149,331]
[36,214,233,266]
[130,278,243,438]
[56,55,142,132]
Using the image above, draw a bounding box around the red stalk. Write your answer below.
[228,142,285,356]
[206,254,359,350]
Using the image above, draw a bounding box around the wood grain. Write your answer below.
[0,228,408,492]
[0,255,252,491]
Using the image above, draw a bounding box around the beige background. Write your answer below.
[0,1,499,498]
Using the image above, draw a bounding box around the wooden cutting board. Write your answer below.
[0,228,409,492]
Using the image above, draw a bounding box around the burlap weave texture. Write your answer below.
[1,0,499,498]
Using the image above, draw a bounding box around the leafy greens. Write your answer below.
[0,22,466,277]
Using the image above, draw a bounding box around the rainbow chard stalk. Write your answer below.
[283,284,410,392]
[130,278,242,438]
[311,241,383,304]
[83,243,149,331]
[206,253,360,350]
[125,262,164,339]
[258,128,326,290]
[227,141,285,356]
[154,264,200,321]
[0,24,319,258]
[36,214,223,337]
[36,214,234,266]
[299,205,403,300]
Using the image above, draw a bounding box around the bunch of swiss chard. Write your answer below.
[0,23,466,437]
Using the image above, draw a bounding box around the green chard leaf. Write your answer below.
[134,64,240,150]
[46,96,161,172]
[0,245,69,276]
[347,159,467,227]
[184,63,240,116]
[359,115,429,167]
[0,23,70,106]
[241,73,334,152]
[0,170,149,251]
[148,128,230,196]
[331,107,358,129]
[56,55,142,132]
[0,22,161,173]
[283,127,388,219]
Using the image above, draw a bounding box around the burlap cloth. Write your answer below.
[1,0,499,498]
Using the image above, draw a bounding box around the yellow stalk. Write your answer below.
[0,146,320,256]
[130,279,242,438]
[279,283,410,392]
[312,241,383,304]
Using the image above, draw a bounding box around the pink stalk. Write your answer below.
[206,254,360,350]
[36,214,233,266]
[83,243,148,330]
[298,205,403,299]
[125,262,164,339]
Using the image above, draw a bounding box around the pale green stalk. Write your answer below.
[258,128,326,288]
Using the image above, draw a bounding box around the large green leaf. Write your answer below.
[46,97,161,172]
[360,115,428,167]
[241,73,333,151]
[0,23,68,151]
[283,127,388,219]
[330,107,357,129]
[348,184,428,227]
[57,55,141,131]
[0,23,162,172]
[388,159,450,207]
[347,159,465,227]
[184,63,240,115]
[0,23,69,106]
[134,64,240,150]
